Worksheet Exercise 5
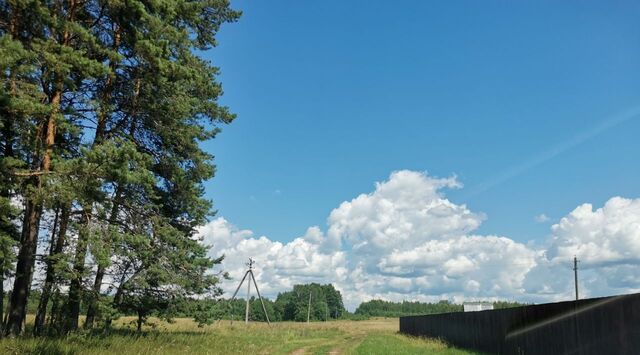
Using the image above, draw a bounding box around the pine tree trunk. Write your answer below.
[0,91,12,338]
[0,270,4,337]
[104,263,130,329]
[0,8,18,339]
[70,18,121,331]
[47,289,61,332]
[5,0,76,334]
[33,206,60,335]
[65,215,90,333]
[83,265,104,329]
[137,310,144,333]
[5,71,61,334]
[34,205,69,335]
[85,186,122,329]
[6,199,43,336]
[2,291,10,327]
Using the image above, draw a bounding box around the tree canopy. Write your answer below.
[215,283,347,323]
[0,0,240,336]
[273,283,346,322]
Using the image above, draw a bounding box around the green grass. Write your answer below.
[351,333,473,355]
[0,317,474,354]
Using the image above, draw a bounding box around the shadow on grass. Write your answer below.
[30,342,77,355]
[17,325,211,346]
[394,332,485,355]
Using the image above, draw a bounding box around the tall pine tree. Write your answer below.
[0,0,239,336]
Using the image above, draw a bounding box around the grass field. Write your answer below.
[0,317,474,354]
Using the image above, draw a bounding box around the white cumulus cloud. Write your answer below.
[198,171,640,309]
[526,197,640,299]
[534,213,550,223]
[199,218,347,298]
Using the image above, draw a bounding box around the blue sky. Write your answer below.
[201,0,640,245]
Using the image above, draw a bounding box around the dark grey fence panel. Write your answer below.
[399,293,640,354]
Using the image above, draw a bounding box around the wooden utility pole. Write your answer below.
[245,259,252,324]
[228,258,271,326]
[573,256,579,300]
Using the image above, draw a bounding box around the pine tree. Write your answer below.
[1,0,239,336]
[2,0,107,335]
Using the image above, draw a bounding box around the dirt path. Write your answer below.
[289,318,396,354]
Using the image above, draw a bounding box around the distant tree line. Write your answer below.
[0,0,240,337]
[6,285,532,326]
[355,300,463,317]
[178,290,530,322]
[172,283,347,323]
[176,285,530,322]
[355,299,530,317]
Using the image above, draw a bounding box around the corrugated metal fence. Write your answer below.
[399,293,640,354]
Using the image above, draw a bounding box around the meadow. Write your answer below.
[0,317,473,355]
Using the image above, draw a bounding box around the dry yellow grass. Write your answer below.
[0,317,472,354]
